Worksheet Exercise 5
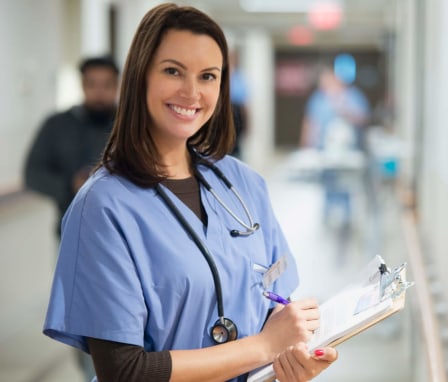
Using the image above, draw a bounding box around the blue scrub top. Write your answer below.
[306,86,370,150]
[43,155,299,380]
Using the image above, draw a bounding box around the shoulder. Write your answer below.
[63,168,149,232]
[39,106,81,131]
[216,155,258,175]
[77,167,146,207]
[214,155,267,190]
[348,86,368,100]
[307,90,325,108]
[46,105,80,122]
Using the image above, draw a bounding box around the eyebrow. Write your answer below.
[159,59,221,72]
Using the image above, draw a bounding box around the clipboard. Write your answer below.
[247,256,414,382]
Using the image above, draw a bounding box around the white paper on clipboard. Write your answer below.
[248,255,413,382]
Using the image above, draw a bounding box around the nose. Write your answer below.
[179,76,200,99]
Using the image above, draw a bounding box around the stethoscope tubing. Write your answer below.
[155,152,260,342]
[155,183,226,320]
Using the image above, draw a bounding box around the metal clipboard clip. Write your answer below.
[379,261,414,300]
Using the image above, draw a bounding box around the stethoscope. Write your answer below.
[154,154,260,344]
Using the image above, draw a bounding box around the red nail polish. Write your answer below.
[314,349,324,357]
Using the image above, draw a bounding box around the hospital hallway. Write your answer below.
[0,150,421,382]
[3,0,448,380]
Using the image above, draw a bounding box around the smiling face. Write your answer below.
[146,29,223,152]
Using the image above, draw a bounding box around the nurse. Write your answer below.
[43,3,337,381]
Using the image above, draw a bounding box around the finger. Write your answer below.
[312,347,338,363]
[292,298,319,309]
[306,319,320,332]
[283,344,316,381]
[287,304,320,324]
[285,303,319,324]
[279,350,296,377]
[274,347,305,382]
[271,303,287,314]
[272,354,288,381]
[299,308,320,321]
[295,306,320,320]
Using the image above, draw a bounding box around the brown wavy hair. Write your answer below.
[100,3,235,187]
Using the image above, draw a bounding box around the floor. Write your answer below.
[266,153,413,381]
[0,151,415,382]
[0,194,85,382]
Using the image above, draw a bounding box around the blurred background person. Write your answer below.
[24,56,119,237]
[23,55,120,382]
[300,63,370,260]
[300,64,370,152]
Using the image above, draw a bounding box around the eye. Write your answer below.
[164,67,179,76]
[202,72,217,81]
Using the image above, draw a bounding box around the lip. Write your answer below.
[167,103,200,119]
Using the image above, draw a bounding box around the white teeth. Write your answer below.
[171,105,196,116]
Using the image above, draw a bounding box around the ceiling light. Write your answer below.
[240,0,344,13]
[308,1,343,30]
[240,0,313,13]
[287,25,314,46]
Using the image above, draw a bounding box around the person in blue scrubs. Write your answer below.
[300,65,370,240]
[300,65,370,151]
[43,4,338,381]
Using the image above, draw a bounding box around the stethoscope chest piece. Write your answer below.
[211,317,238,344]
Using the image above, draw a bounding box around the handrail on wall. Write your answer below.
[399,186,447,382]
[0,188,27,209]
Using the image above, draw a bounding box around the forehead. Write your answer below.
[83,67,117,80]
[154,29,223,66]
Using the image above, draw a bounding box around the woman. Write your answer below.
[43,3,337,381]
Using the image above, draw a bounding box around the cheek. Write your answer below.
[207,87,221,110]
[213,94,222,116]
[105,89,118,100]
[147,80,177,107]
[146,83,162,112]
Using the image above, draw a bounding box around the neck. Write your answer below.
[168,166,193,179]
[160,145,193,179]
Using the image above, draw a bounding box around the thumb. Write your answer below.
[312,347,338,363]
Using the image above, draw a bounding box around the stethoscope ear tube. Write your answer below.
[230,223,260,237]
[194,161,260,237]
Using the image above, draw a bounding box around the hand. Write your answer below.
[260,298,320,357]
[273,343,338,382]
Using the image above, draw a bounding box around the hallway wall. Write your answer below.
[0,0,63,193]
[418,0,448,292]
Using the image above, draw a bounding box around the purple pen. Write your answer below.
[263,291,290,305]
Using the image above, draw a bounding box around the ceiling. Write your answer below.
[177,0,397,50]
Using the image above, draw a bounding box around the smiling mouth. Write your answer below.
[169,104,198,116]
